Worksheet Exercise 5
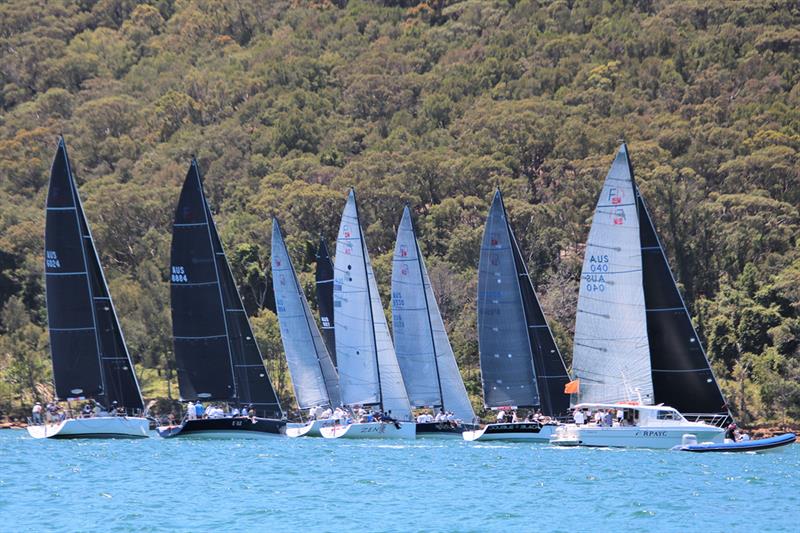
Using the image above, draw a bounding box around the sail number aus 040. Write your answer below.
[171,265,188,283]
[584,254,609,292]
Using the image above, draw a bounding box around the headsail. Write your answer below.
[572,144,652,405]
[334,189,412,419]
[508,214,571,416]
[315,237,337,366]
[170,160,282,418]
[477,191,540,408]
[44,139,144,412]
[638,187,729,418]
[272,219,340,409]
[392,206,475,421]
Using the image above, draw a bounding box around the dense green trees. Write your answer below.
[1,0,798,424]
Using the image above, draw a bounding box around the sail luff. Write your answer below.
[572,144,653,405]
[272,218,340,409]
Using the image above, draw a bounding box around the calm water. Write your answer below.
[0,429,797,532]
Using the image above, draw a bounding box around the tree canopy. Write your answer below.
[1,0,798,423]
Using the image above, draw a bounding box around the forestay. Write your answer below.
[334,189,412,419]
[572,144,653,405]
[392,206,475,422]
[44,139,144,412]
[272,219,340,409]
[477,191,540,408]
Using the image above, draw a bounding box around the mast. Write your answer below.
[352,189,384,410]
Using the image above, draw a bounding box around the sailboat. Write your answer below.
[320,189,415,439]
[463,190,571,442]
[554,143,727,448]
[391,206,476,437]
[157,159,285,438]
[315,237,337,366]
[28,138,148,439]
[271,218,341,437]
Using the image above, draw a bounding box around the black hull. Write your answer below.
[483,422,544,435]
[158,417,286,438]
[415,422,475,436]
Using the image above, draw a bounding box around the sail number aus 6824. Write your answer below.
[171,265,188,283]
[45,250,61,269]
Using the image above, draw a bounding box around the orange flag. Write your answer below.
[564,379,580,394]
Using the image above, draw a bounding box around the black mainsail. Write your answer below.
[45,138,144,412]
[170,160,282,419]
[315,237,337,367]
[636,180,730,419]
[477,190,570,415]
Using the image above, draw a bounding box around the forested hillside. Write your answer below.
[1,0,799,423]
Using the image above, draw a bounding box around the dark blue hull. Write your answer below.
[157,417,286,438]
[681,433,795,453]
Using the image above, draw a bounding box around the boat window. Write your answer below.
[656,410,677,420]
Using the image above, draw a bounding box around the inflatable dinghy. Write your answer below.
[677,433,795,453]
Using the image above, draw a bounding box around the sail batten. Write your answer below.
[272,218,340,409]
[45,139,143,411]
[392,207,475,421]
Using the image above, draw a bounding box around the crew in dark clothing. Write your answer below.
[724,423,738,442]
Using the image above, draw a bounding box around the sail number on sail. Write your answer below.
[171,265,188,283]
[45,250,61,269]
[584,254,609,292]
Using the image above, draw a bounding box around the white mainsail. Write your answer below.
[271,219,340,409]
[392,206,475,421]
[334,189,412,419]
[572,144,653,404]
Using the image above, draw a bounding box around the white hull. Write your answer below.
[320,421,416,440]
[286,419,338,438]
[26,417,149,439]
[463,423,556,442]
[550,424,725,449]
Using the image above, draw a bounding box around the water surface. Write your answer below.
[1,430,796,532]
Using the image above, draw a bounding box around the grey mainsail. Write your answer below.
[572,144,653,404]
[477,191,540,408]
[391,206,475,421]
[271,218,340,409]
[334,189,412,419]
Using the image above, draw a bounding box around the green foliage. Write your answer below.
[1,0,799,423]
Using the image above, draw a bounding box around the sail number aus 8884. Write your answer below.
[171,265,188,283]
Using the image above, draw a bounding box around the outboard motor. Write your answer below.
[681,434,698,447]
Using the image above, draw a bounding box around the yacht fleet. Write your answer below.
[25,138,792,452]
